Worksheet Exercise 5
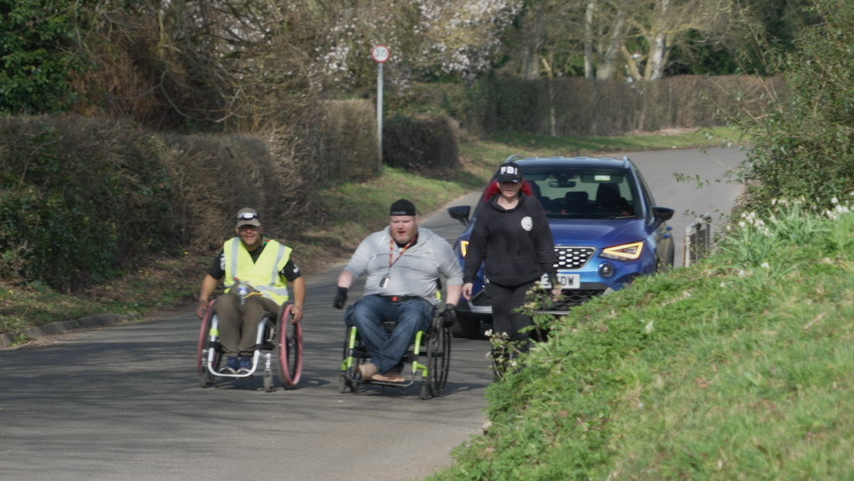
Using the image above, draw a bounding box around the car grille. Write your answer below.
[554,246,595,270]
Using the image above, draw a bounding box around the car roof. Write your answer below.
[505,155,635,171]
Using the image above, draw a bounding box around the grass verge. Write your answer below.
[427,198,854,480]
[0,126,740,344]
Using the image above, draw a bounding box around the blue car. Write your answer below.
[447,155,675,338]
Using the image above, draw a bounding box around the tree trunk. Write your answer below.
[584,0,596,79]
[646,0,670,80]
[521,43,540,80]
[597,8,625,80]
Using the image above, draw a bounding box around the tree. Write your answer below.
[71,0,322,131]
[307,0,523,91]
[68,0,524,130]
[587,0,744,81]
[500,0,589,80]
[499,0,762,80]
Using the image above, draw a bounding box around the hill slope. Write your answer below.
[429,198,854,480]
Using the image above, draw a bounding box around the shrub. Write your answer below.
[0,106,381,290]
[309,100,378,182]
[0,0,83,114]
[0,115,176,290]
[383,113,460,171]
[160,127,324,251]
[739,0,854,211]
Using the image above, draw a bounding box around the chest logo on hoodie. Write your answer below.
[521,216,533,231]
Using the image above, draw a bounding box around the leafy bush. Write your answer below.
[309,100,378,182]
[0,106,382,291]
[740,0,854,211]
[383,114,460,171]
[0,116,176,289]
[0,0,83,113]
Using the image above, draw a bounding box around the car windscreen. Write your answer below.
[474,168,640,220]
[532,169,639,219]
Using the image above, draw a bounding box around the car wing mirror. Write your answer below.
[653,206,675,224]
[447,205,471,227]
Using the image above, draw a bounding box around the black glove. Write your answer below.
[441,303,457,327]
[333,286,348,309]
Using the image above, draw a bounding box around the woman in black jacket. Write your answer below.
[462,162,561,373]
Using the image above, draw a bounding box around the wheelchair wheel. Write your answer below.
[422,325,451,399]
[275,304,303,389]
[196,301,220,388]
[340,325,364,393]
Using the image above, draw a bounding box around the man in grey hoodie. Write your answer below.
[334,199,463,383]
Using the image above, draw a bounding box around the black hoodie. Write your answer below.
[463,193,558,287]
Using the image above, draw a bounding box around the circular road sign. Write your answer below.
[371,45,390,63]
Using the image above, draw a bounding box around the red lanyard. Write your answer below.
[388,237,415,269]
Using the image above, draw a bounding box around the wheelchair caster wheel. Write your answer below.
[339,374,352,393]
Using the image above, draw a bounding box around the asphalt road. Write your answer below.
[0,147,746,481]
[627,146,747,267]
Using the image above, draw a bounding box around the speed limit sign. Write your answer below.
[371,45,390,63]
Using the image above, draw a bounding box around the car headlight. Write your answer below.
[600,241,644,261]
[459,240,469,258]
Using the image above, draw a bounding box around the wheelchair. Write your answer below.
[196,299,303,392]
[339,304,451,400]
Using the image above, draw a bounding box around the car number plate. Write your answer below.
[540,272,580,289]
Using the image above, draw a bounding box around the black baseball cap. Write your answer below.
[496,162,523,183]
[389,199,417,216]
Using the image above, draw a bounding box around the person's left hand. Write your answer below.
[291,305,304,323]
[441,303,457,327]
[196,298,211,319]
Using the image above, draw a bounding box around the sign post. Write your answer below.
[371,45,390,172]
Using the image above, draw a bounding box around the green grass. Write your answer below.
[0,126,741,340]
[428,197,854,480]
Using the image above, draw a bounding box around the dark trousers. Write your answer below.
[214,293,279,356]
[349,295,433,374]
[486,280,539,352]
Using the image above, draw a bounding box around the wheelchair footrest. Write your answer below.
[364,379,414,388]
[342,367,416,389]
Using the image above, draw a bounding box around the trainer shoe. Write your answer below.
[221,356,240,374]
[238,356,253,374]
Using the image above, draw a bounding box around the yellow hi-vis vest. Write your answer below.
[223,237,292,305]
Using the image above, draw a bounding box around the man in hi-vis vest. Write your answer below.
[196,208,306,374]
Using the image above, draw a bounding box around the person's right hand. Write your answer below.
[462,282,474,300]
[333,286,348,309]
